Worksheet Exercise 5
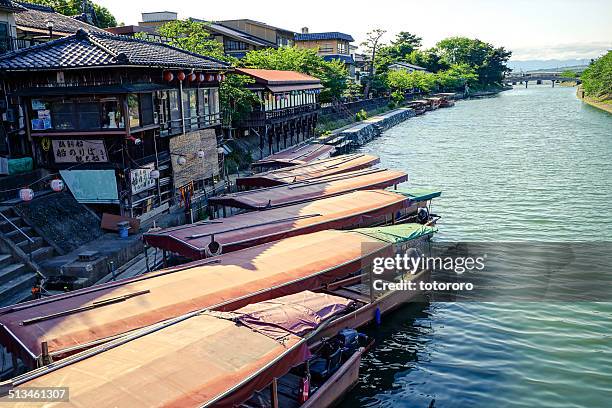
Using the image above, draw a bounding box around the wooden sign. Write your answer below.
[131,163,156,194]
[52,140,108,163]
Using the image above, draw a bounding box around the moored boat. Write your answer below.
[432,92,456,107]
[251,143,336,173]
[408,99,429,114]
[0,224,433,369]
[236,154,380,190]
[424,97,442,110]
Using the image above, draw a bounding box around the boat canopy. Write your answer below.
[5,291,352,408]
[208,168,408,211]
[392,187,442,202]
[0,228,398,367]
[356,223,437,244]
[236,154,379,188]
[251,143,335,170]
[143,190,408,259]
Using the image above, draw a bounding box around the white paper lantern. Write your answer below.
[149,169,160,179]
[50,179,64,192]
[19,188,34,202]
[177,156,187,165]
[197,150,206,159]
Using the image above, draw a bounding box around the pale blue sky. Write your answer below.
[97,0,612,60]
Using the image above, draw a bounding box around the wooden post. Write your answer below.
[271,378,279,408]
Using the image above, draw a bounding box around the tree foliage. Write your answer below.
[26,0,117,28]
[241,47,348,103]
[581,51,612,98]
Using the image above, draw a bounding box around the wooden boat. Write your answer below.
[424,97,442,110]
[0,291,371,408]
[251,143,336,173]
[408,99,429,114]
[432,93,456,107]
[208,168,408,217]
[236,154,380,190]
[143,189,436,260]
[0,224,432,369]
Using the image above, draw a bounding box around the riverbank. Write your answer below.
[577,87,612,114]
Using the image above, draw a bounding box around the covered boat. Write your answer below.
[432,93,456,107]
[407,100,428,114]
[143,189,411,260]
[236,154,380,190]
[424,97,442,110]
[2,291,357,408]
[208,168,408,215]
[0,224,427,368]
[251,143,336,172]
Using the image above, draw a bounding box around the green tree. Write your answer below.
[242,47,348,103]
[581,51,612,98]
[26,0,117,28]
[405,49,449,73]
[561,70,577,78]
[435,63,478,90]
[361,29,387,98]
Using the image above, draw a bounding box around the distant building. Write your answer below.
[388,61,429,73]
[0,0,24,53]
[234,68,322,155]
[218,19,295,48]
[294,28,355,77]
[0,29,229,219]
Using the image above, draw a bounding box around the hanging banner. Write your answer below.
[131,163,156,194]
[52,139,108,163]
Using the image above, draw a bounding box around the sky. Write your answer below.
[95,0,612,61]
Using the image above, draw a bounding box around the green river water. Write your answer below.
[340,85,612,407]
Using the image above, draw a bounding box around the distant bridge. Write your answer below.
[504,73,581,88]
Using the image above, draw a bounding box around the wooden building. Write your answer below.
[235,68,322,155]
[294,28,355,77]
[0,29,229,220]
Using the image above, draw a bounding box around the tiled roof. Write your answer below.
[389,61,428,71]
[0,29,230,71]
[294,32,354,42]
[15,2,106,35]
[323,54,355,64]
[0,0,25,12]
[191,19,277,48]
[236,68,321,85]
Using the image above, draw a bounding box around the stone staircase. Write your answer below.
[0,207,55,307]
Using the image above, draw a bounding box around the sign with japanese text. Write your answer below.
[131,163,156,194]
[52,140,108,163]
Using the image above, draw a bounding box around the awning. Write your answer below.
[236,154,379,188]
[0,228,393,367]
[251,143,335,170]
[143,189,409,259]
[209,168,408,211]
[5,291,351,408]
[266,83,325,93]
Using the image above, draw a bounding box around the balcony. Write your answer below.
[240,104,320,127]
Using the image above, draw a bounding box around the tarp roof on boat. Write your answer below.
[251,143,335,170]
[237,154,379,188]
[144,189,408,259]
[0,227,406,367]
[392,187,442,202]
[5,291,352,408]
[208,168,408,211]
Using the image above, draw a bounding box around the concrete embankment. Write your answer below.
[320,108,416,149]
[577,87,612,114]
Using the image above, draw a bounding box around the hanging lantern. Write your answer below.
[220,74,225,81]
[19,188,34,202]
[149,169,160,180]
[275,94,281,101]
[177,156,187,165]
[197,150,205,159]
[198,73,205,82]
[177,71,186,81]
[216,74,222,82]
[163,71,174,82]
[50,179,64,192]
[206,74,214,82]
[188,73,197,82]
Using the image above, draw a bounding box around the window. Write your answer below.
[139,94,155,126]
[224,40,247,51]
[319,43,333,53]
[0,22,10,53]
[338,41,347,54]
[31,97,124,131]
[128,94,140,128]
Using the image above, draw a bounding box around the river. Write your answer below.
[340,86,612,407]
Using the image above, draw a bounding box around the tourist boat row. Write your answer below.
[2,291,377,407]
[208,167,408,217]
[432,93,457,107]
[0,222,436,370]
[143,188,440,260]
[235,153,380,190]
[250,143,336,172]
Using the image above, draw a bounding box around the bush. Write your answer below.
[356,109,368,121]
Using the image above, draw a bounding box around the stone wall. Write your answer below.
[338,108,416,146]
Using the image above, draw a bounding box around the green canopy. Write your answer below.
[356,223,436,244]
[391,187,442,202]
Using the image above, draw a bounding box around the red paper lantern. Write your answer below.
[188,73,197,82]
[163,71,174,82]
[206,74,214,82]
[219,74,225,81]
[198,73,205,82]
[216,74,221,82]
[177,71,186,81]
